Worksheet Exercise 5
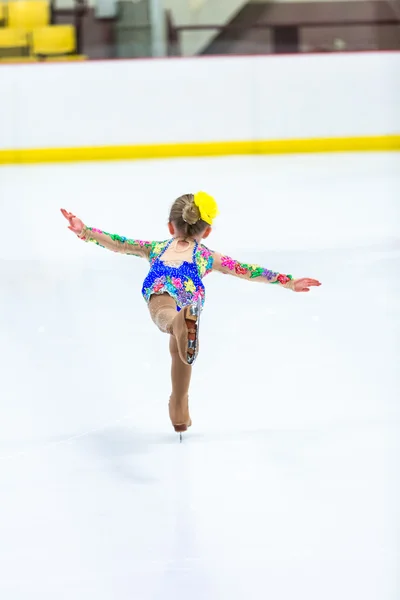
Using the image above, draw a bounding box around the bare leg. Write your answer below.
[169,334,192,430]
[148,293,177,333]
[148,294,193,430]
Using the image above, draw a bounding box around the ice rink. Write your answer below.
[0,153,399,600]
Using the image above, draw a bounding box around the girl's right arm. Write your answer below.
[61,209,151,259]
[79,226,152,259]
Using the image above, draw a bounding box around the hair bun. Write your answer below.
[182,198,200,225]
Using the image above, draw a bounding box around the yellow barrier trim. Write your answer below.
[0,135,399,165]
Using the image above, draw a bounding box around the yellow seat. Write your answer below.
[0,56,37,62]
[0,27,29,57]
[0,27,27,48]
[43,54,87,62]
[8,1,49,30]
[32,25,76,56]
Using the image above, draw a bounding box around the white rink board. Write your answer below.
[0,53,399,150]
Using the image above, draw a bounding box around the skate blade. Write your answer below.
[174,421,192,442]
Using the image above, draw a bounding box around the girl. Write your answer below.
[61,192,320,434]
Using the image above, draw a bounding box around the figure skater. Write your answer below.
[61,192,320,434]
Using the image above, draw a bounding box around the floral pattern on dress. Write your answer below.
[142,241,214,309]
[195,245,214,277]
[221,256,236,271]
[184,279,196,293]
[143,274,199,308]
[149,241,169,264]
[275,273,292,285]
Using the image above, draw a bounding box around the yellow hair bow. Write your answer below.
[194,191,219,226]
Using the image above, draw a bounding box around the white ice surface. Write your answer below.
[0,154,399,599]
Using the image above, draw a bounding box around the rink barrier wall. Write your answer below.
[1,135,399,165]
[1,53,399,164]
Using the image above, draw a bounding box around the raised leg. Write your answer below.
[149,293,198,364]
[170,300,201,366]
[148,293,177,333]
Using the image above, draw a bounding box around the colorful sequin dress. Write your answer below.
[78,227,295,309]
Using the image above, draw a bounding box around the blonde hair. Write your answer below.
[169,194,209,237]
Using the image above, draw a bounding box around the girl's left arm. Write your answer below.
[211,251,321,292]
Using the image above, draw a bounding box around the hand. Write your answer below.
[60,209,85,235]
[293,278,321,293]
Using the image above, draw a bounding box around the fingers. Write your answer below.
[61,209,79,231]
[307,279,321,287]
[298,278,321,288]
[294,276,322,292]
[61,209,77,220]
[61,209,73,221]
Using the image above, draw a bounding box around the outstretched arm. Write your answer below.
[211,251,321,292]
[79,226,152,259]
[61,209,151,259]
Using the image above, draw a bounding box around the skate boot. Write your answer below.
[169,395,192,434]
[172,298,202,366]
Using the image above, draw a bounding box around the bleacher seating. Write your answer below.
[0,1,86,62]
[33,25,75,57]
[8,1,49,30]
[0,26,28,57]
